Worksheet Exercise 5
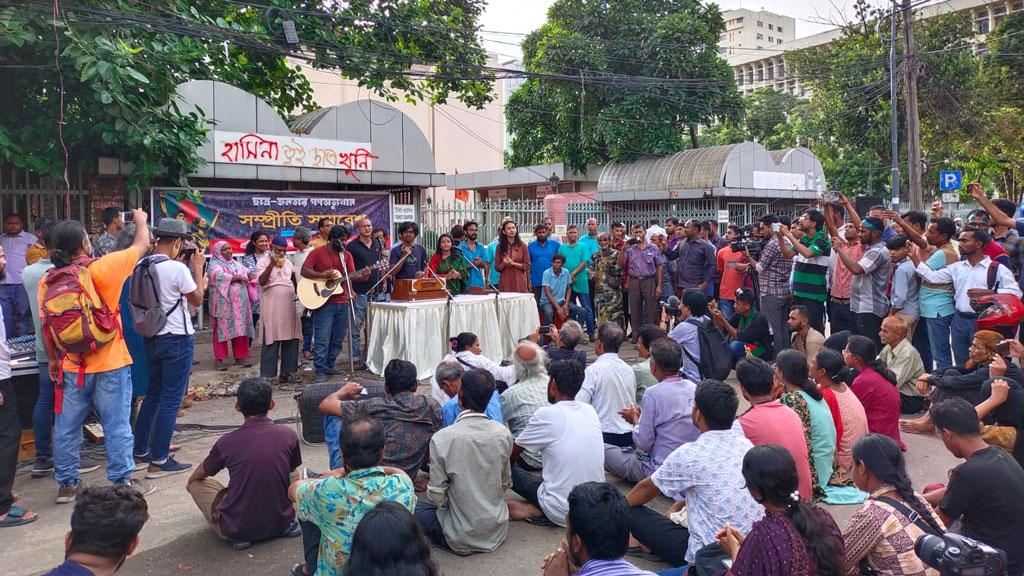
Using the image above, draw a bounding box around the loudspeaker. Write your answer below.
[294,378,387,445]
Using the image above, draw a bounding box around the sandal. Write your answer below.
[0,506,38,528]
[626,546,664,562]
[290,563,307,576]
[278,520,302,538]
[524,515,558,527]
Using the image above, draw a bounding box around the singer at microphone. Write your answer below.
[458,220,491,290]
[388,221,428,280]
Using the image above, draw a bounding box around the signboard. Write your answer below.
[211,131,376,182]
[393,204,415,223]
[717,209,731,223]
[753,171,807,190]
[939,170,963,191]
[941,192,959,204]
[153,188,390,252]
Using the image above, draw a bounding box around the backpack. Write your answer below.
[40,258,120,385]
[128,255,184,338]
[682,317,732,381]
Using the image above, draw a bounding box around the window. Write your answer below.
[757,20,764,27]
[778,26,783,33]
[976,9,990,33]
[757,33,764,40]
[995,5,1007,24]
[768,36,774,42]
[735,16,744,23]
[769,23,774,30]
[1014,2,1024,12]
[778,39,784,44]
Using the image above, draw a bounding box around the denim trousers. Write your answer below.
[313,303,351,375]
[324,414,343,470]
[728,340,747,363]
[925,314,954,370]
[717,299,736,321]
[0,283,31,337]
[571,291,596,335]
[32,362,56,461]
[55,366,134,487]
[135,334,195,462]
[951,313,977,367]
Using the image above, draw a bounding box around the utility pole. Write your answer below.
[902,0,924,210]
[888,0,900,212]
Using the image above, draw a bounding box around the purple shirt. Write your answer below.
[577,558,657,576]
[624,243,663,278]
[0,230,37,284]
[674,238,716,288]
[200,416,302,541]
[634,376,700,475]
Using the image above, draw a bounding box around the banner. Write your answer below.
[153,188,391,252]
[212,131,376,182]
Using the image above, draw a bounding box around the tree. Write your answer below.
[0,0,491,191]
[504,0,742,171]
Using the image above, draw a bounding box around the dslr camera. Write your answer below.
[662,295,683,318]
[915,534,1006,576]
[731,224,764,258]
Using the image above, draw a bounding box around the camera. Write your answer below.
[915,534,1006,576]
[627,237,640,246]
[662,295,683,318]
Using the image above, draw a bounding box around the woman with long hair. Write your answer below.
[240,230,270,329]
[844,335,905,450]
[842,434,945,575]
[207,241,254,370]
[775,349,865,505]
[342,501,438,576]
[426,233,467,296]
[494,220,530,293]
[717,444,845,576]
[590,232,625,329]
[812,349,869,482]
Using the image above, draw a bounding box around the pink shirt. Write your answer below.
[832,238,863,300]
[737,402,814,501]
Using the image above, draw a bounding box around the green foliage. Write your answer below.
[504,0,742,171]
[0,0,490,191]
[700,87,812,151]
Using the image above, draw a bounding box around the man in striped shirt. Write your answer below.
[779,209,831,334]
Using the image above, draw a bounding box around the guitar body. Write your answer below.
[297,276,345,310]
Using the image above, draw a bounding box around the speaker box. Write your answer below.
[295,378,386,445]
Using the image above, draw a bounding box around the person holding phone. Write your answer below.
[744,215,793,356]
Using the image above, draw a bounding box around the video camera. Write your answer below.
[730,224,764,260]
[915,534,1006,576]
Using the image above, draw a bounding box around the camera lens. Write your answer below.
[914,534,946,569]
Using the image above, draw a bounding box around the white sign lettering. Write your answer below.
[212,131,376,182]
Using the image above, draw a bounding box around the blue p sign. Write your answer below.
[939,171,962,191]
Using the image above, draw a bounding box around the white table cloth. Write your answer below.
[366,293,538,379]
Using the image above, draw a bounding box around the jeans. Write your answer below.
[55,366,135,487]
[853,312,884,351]
[718,299,735,321]
[541,301,585,327]
[951,313,977,366]
[793,296,826,334]
[0,379,19,516]
[351,293,369,360]
[828,299,853,335]
[925,314,954,370]
[300,519,321,573]
[32,362,55,461]
[136,334,195,462]
[728,340,747,363]
[313,302,351,375]
[571,292,596,335]
[0,283,31,337]
[761,294,791,355]
[511,464,544,511]
[413,502,454,552]
[324,414,344,470]
[629,505,689,567]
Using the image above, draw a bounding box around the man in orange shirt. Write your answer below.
[43,210,153,504]
[715,225,749,320]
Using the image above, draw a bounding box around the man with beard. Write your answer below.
[0,213,37,337]
[458,220,490,290]
[301,225,362,382]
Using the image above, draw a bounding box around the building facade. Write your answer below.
[719,9,795,56]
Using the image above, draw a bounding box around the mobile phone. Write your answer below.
[771,223,781,232]
[997,342,1012,356]
[122,211,134,223]
[540,325,551,335]
[821,190,840,203]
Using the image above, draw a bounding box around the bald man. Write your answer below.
[879,315,927,413]
[435,359,503,427]
[501,342,550,471]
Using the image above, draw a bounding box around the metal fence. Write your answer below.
[419,199,549,246]
[566,197,814,231]
[0,164,89,227]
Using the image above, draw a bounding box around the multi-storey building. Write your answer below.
[719,9,796,55]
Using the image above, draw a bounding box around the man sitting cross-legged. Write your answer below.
[626,380,763,570]
[501,341,551,471]
[508,360,605,527]
[577,322,638,448]
[435,359,503,427]
[289,417,416,576]
[415,369,514,555]
[186,378,302,549]
[605,338,700,484]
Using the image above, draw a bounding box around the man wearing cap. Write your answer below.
[833,216,890,350]
[301,225,361,382]
[133,218,207,479]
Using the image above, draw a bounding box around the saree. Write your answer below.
[209,240,255,343]
[430,253,467,295]
[591,248,624,329]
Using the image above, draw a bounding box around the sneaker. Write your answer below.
[55,481,83,504]
[315,373,328,383]
[134,453,150,471]
[30,458,54,479]
[78,456,102,475]
[145,456,193,479]
[124,478,156,497]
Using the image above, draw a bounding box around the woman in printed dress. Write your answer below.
[208,240,254,370]
[590,232,624,329]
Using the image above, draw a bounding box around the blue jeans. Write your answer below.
[324,414,343,470]
[571,292,596,335]
[55,366,134,487]
[925,314,954,370]
[951,313,976,367]
[659,566,689,576]
[728,340,747,363]
[135,334,195,462]
[0,283,31,337]
[313,302,351,375]
[718,299,736,321]
[32,362,55,461]
[541,301,585,327]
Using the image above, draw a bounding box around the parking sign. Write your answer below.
[939,171,963,191]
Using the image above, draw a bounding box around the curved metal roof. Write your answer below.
[598,144,743,196]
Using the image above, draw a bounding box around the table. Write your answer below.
[366,293,538,379]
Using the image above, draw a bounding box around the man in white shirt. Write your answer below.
[133,219,206,479]
[577,322,637,446]
[507,360,605,527]
[910,228,1022,365]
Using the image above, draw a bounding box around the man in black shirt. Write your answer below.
[347,217,386,365]
[926,397,1024,576]
[709,288,774,364]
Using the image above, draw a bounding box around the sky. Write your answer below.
[478,0,885,60]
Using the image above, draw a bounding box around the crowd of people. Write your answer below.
[2,188,1024,576]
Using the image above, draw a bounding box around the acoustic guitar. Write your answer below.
[297,260,389,310]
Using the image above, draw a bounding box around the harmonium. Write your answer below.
[391,278,448,301]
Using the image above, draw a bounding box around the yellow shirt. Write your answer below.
[310,237,328,249]
[26,243,47,265]
[40,246,142,374]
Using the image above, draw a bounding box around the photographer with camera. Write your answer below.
[709,288,773,364]
[716,225,750,320]
[744,215,793,355]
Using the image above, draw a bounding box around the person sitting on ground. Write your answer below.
[631,325,666,403]
[842,434,946,576]
[415,369,513,555]
[733,357,815,500]
[431,332,516,403]
[710,287,774,363]
[606,338,699,484]
[976,375,1024,468]
[922,398,1024,576]
[901,330,1024,436]
[577,323,638,448]
[290,417,417,576]
[41,485,150,576]
[788,305,825,366]
[434,360,502,427]
[186,378,302,547]
[501,342,551,471]
[626,380,763,570]
[541,320,587,367]
[716,445,845,576]
[811,349,869,483]
[540,253,586,328]
[320,359,442,478]
[540,482,657,576]
[776,349,865,505]
[342,501,439,576]
[843,336,906,450]
[878,316,926,414]
[508,360,605,527]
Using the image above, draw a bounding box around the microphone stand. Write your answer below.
[338,242,357,376]
[424,264,456,345]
